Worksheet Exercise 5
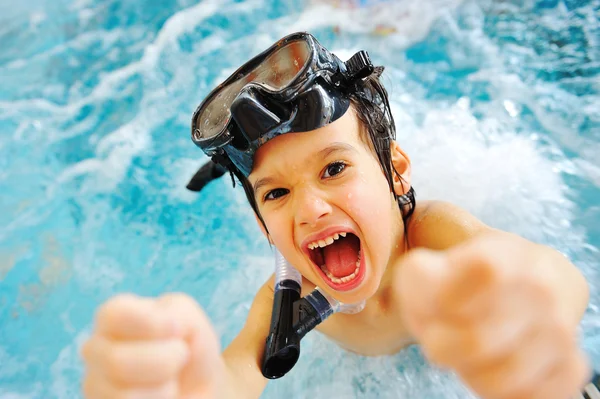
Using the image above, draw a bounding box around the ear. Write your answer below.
[390,140,412,196]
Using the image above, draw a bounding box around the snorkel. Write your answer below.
[262,249,365,379]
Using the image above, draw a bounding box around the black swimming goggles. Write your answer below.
[191,32,376,177]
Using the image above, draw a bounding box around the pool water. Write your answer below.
[0,0,598,397]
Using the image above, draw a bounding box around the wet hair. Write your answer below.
[230,67,416,233]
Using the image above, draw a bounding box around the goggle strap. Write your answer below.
[212,152,233,172]
[212,152,239,187]
[344,51,374,81]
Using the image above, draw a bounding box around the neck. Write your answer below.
[373,210,409,305]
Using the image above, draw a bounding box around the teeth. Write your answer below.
[319,258,361,285]
[308,232,350,251]
[312,233,362,285]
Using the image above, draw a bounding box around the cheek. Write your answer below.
[263,212,315,273]
[342,176,396,260]
[343,175,393,223]
[262,212,288,247]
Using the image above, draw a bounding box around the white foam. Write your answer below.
[207,252,273,341]
[3,27,125,72]
[69,0,94,11]
[47,0,269,195]
[0,98,62,117]
[141,0,221,68]
[54,116,151,193]
[0,390,42,399]
[574,159,600,188]
[164,157,210,204]
[469,70,600,165]
[0,199,58,243]
[442,1,600,177]
[0,348,42,396]
[392,96,578,246]
[275,0,463,48]
[50,331,89,398]
[81,0,261,104]
[0,346,30,380]
[72,234,126,290]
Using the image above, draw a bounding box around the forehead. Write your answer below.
[249,109,364,177]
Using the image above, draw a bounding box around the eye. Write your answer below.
[264,188,289,201]
[323,161,347,178]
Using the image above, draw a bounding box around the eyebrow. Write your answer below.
[317,142,358,159]
[252,142,358,196]
[252,176,277,198]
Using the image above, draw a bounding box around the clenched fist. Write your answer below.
[82,293,226,398]
[397,233,590,399]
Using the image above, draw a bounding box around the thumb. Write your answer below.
[157,293,226,397]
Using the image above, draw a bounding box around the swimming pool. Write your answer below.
[0,0,598,397]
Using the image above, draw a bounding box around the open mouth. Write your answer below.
[306,231,365,291]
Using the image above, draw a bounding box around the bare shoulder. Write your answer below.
[406,200,492,250]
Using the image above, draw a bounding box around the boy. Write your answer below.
[81,32,593,399]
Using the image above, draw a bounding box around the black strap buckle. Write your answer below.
[211,151,231,168]
[345,51,374,81]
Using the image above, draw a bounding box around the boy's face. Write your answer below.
[249,108,411,303]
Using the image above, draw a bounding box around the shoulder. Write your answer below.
[406,200,492,250]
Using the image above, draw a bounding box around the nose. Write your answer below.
[293,187,332,227]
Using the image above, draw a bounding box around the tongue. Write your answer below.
[322,234,360,278]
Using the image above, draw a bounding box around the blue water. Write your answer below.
[0,0,598,397]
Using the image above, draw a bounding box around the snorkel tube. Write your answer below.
[261,249,365,379]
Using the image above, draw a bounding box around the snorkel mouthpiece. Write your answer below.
[261,250,365,379]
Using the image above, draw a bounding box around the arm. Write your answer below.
[395,202,589,399]
[399,200,591,398]
[222,278,275,398]
[407,200,589,324]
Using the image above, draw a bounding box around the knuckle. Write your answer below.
[81,336,105,366]
[80,339,94,362]
[160,292,195,306]
[159,292,202,316]
[104,345,131,381]
[96,294,136,325]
